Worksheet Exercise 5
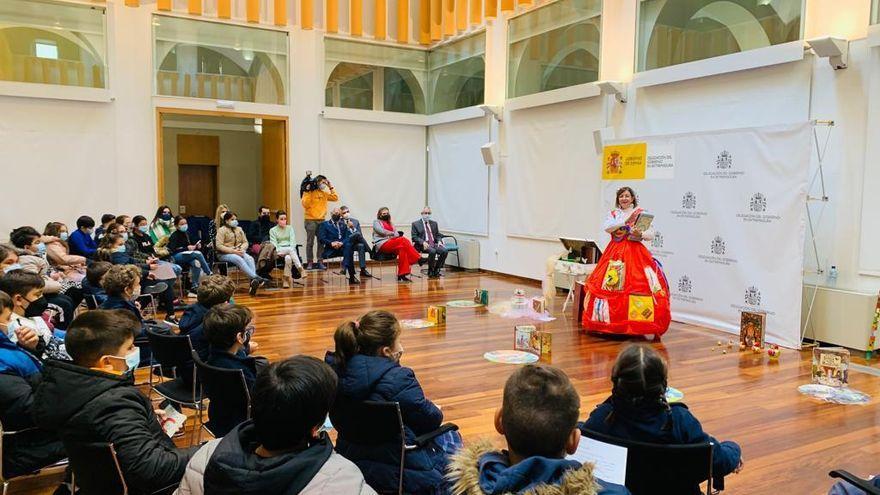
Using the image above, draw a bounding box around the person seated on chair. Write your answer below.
[43,221,86,283]
[372,207,421,283]
[216,212,268,297]
[202,303,267,436]
[175,356,376,495]
[168,216,212,298]
[82,261,112,308]
[132,215,159,259]
[318,208,367,285]
[447,364,629,495]
[247,206,276,249]
[98,235,179,325]
[340,206,372,279]
[0,291,66,481]
[324,310,462,494]
[149,205,176,248]
[411,206,447,279]
[94,213,117,240]
[67,215,97,259]
[269,210,307,288]
[179,275,236,361]
[0,270,69,361]
[33,310,199,495]
[580,344,743,492]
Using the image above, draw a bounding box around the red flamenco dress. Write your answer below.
[581,207,671,336]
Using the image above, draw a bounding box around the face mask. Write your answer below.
[342,212,350,219]
[421,214,431,221]
[179,225,189,233]
[391,346,404,363]
[319,184,329,192]
[59,232,69,242]
[124,347,141,371]
[160,213,172,222]
[260,212,270,218]
[3,263,22,274]
[35,243,46,254]
[85,228,94,236]
[121,232,129,241]
[331,214,341,222]
[130,286,141,300]
[381,214,391,221]
[114,245,126,253]
[23,296,48,318]
[138,225,149,233]
[228,220,239,228]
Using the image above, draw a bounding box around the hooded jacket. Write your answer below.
[178,303,210,360]
[581,398,741,493]
[174,421,376,495]
[32,360,198,495]
[324,352,447,494]
[446,441,630,495]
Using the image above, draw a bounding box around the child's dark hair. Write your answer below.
[9,226,41,249]
[0,291,13,312]
[204,304,253,350]
[502,364,580,458]
[65,310,140,366]
[173,215,187,227]
[100,214,116,225]
[86,261,113,287]
[132,215,148,228]
[609,344,669,421]
[196,275,236,307]
[333,310,400,368]
[253,356,338,451]
[76,216,95,230]
[222,212,237,224]
[0,270,45,298]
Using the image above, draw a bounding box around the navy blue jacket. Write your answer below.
[581,398,741,492]
[318,219,351,247]
[81,278,108,307]
[179,303,210,361]
[473,452,630,495]
[109,252,150,277]
[68,230,96,258]
[204,349,260,437]
[101,296,144,324]
[325,352,445,494]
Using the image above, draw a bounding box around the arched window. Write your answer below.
[638,0,803,71]
[428,33,485,114]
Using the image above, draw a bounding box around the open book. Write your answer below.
[628,213,654,241]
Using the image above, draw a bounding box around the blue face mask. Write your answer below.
[59,232,69,242]
[179,225,188,233]
[114,245,126,253]
[121,232,129,241]
[35,242,46,254]
[228,220,239,228]
[138,225,149,234]
[124,347,141,371]
[3,264,22,274]
[421,214,431,222]
[160,213,172,222]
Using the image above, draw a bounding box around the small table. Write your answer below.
[555,259,596,312]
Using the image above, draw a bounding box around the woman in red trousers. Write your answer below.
[372,207,421,282]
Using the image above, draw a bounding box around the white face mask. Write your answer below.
[129,285,141,301]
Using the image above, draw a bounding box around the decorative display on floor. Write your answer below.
[446,299,484,308]
[473,289,489,306]
[483,350,540,365]
[867,292,880,359]
[811,347,850,387]
[426,305,447,324]
[740,311,766,349]
[513,325,551,360]
[488,289,555,322]
[400,319,437,329]
[797,384,870,405]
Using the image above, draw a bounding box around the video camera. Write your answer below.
[300,171,329,197]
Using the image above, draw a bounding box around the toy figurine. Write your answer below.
[767,345,781,360]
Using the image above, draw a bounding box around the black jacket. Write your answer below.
[247,217,276,245]
[32,360,198,494]
[168,230,194,255]
[205,350,265,437]
[0,371,65,478]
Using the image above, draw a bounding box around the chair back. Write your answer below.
[85,294,100,310]
[580,429,714,495]
[191,351,251,436]
[66,442,127,495]
[145,330,194,378]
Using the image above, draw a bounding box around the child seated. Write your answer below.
[82,261,112,307]
[202,303,267,436]
[33,310,198,495]
[99,265,147,324]
[0,291,66,480]
[324,310,461,494]
[0,270,69,360]
[447,364,629,495]
[175,356,376,495]
[178,274,236,361]
[580,344,742,492]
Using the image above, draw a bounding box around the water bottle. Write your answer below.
[828,265,839,279]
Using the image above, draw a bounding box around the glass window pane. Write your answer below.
[637,0,803,72]
[428,33,485,114]
[325,37,426,114]
[153,15,289,105]
[0,0,107,88]
[507,0,601,99]
[873,0,879,25]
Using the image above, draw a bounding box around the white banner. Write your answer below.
[602,123,811,349]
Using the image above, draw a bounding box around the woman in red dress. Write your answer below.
[582,186,671,337]
[372,207,422,282]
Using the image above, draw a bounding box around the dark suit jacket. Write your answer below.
[411,219,442,251]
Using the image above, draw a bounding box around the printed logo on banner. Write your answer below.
[648,230,675,259]
[602,143,647,180]
[731,284,776,316]
[652,232,664,249]
[744,286,761,306]
[671,191,708,219]
[737,192,782,224]
[698,235,738,266]
[704,149,745,180]
[672,275,703,304]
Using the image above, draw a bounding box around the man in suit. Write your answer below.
[411,206,447,279]
[318,208,370,285]
[340,206,372,279]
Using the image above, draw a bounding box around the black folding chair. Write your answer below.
[0,420,67,495]
[330,396,458,495]
[580,428,715,495]
[190,351,251,443]
[830,470,880,494]
[67,441,179,495]
[145,330,202,444]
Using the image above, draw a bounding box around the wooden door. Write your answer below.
[178,165,218,217]
[261,119,289,213]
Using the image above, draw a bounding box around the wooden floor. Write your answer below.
[12,270,880,495]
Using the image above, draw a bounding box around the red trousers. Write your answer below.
[379,237,421,276]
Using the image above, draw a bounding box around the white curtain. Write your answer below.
[505,97,606,240]
[427,116,490,235]
[319,118,427,225]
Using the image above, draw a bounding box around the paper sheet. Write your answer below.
[567,436,628,486]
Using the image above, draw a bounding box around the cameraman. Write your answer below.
[300,172,338,270]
